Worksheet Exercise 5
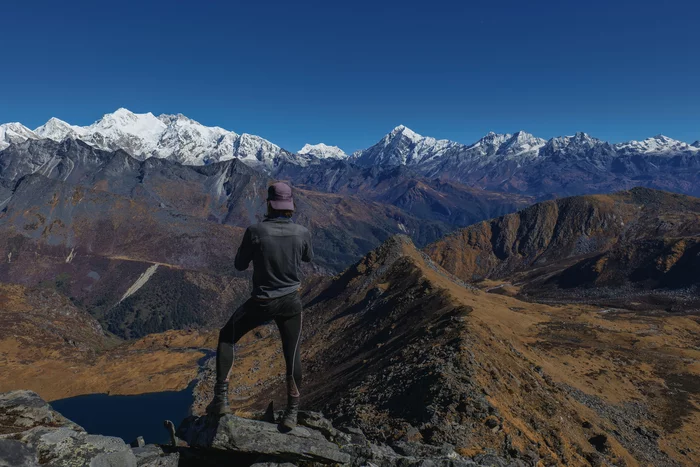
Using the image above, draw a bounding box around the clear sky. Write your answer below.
[2,0,698,152]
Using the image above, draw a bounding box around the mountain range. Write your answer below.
[1,108,329,170]
[2,109,699,199]
[351,126,700,197]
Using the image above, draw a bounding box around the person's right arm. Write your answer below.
[234,228,253,271]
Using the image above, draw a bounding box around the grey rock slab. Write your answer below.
[177,414,352,464]
[14,426,137,467]
[0,390,81,435]
[0,439,39,467]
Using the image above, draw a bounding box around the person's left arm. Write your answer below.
[234,228,254,271]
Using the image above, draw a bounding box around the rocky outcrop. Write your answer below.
[0,390,511,466]
[0,390,138,467]
[175,410,496,466]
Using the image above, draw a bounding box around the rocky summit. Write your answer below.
[0,390,513,466]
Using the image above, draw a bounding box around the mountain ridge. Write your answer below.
[424,187,700,310]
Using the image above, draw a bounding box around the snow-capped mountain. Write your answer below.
[0,123,38,150]
[614,135,700,155]
[298,143,347,159]
[31,108,308,169]
[350,125,460,167]
[497,131,547,158]
[347,126,700,196]
[1,110,698,181]
[35,117,88,141]
[350,127,547,170]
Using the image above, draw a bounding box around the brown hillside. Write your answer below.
[0,282,211,401]
[424,188,700,309]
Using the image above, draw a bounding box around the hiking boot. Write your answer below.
[279,395,300,430]
[206,382,231,416]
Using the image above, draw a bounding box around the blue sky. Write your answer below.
[2,0,698,152]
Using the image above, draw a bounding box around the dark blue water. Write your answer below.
[50,382,195,445]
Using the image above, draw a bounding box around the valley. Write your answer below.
[2,237,699,465]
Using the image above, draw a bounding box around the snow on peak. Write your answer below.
[545,132,602,151]
[471,132,512,150]
[388,124,422,142]
[498,131,546,157]
[615,135,699,155]
[0,123,38,150]
[29,108,294,168]
[298,143,347,159]
[351,125,457,167]
[7,110,699,171]
[35,117,86,141]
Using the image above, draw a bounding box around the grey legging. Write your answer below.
[215,291,303,397]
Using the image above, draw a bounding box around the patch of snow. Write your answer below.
[119,264,159,303]
[298,143,347,159]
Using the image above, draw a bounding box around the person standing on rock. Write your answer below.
[207,182,313,431]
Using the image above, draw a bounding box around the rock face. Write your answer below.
[0,390,138,467]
